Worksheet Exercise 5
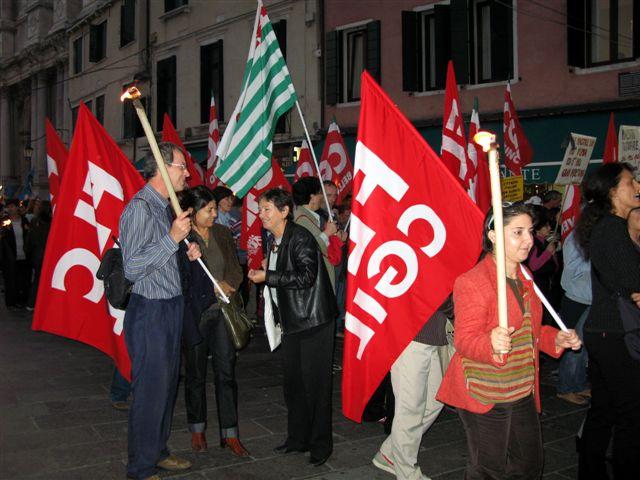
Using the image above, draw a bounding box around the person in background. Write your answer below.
[248,188,336,467]
[437,202,580,479]
[110,368,131,411]
[575,163,640,479]
[543,190,562,210]
[180,185,248,457]
[556,230,591,406]
[25,199,51,310]
[0,199,31,309]
[317,180,338,227]
[627,207,640,247]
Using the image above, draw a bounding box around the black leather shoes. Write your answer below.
[273,443,307,454]
[309,452,331,466]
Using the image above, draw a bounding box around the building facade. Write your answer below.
[323,0,640,184]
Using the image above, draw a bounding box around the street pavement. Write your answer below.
[1,302,585,480]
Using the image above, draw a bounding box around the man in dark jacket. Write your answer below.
[0,199,31,308]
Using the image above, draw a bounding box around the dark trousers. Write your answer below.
[282,320,335,459]
[184,308,238,438]
[3,259,31,307]
[578,331,640,480]
[458,395,543,480]
[124,294,183,480]
[110,367,131,403]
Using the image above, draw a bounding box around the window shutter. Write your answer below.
[402,11,420,92]
[366,20,381,84]
[450,0,469,83]
[490,0,512,81]
[273,20,287,60]
[567,0,586,68]
[633,0,639,59]
[325,30,340,105]
[89,24,99,62]
[434,5,451,89]
[120,0,136,47]
[157,56,177,129]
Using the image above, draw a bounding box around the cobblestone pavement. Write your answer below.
[1,303,585,479]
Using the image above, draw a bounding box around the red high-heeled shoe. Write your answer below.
[191,432,207,452]
[220,437,250,457]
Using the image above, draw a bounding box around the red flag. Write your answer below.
[241,158,291,270]
[441,61,472,188]
[294,140,315,182]
[204,95,222,187]
[342,71,484,422]
[603,113,618,164]
[32,103,145,380]
[161,114,204,188]
[318,120,354,203]
[560,185,581,243]
[503,83,533,175]
[467,103,491,214]
[45,118,69,212]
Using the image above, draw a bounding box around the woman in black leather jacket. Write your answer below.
[248,188,337,467]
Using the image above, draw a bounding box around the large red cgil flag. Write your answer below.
[503,83,533,175]
[241,157,291,270]
[318,120,354,204]
[342,71,484,422]
[294,140,315,182]
[161,114,204,188]
[45,118,69,212]
[32,103,145,380]
[204,94,222,187]
[603,112,618,164]
[466,101,492,214]
[560,184,582,244]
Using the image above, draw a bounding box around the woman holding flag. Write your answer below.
[437,202,580,479]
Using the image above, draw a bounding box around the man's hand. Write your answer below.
[218,280,236,297]
[186,242,201,261]
[555,329,582,351]
[323,220,338,237]
[248,269,266,284]
[170,210,192,243]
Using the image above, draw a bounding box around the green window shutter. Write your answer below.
[402,11,420,92]
[366,20,381,84]
[490,0,513,81]
[567,0,586,68]
[434,4,451,89]
[450,0,469,84]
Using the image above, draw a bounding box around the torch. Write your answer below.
[121,86,229,303]
[474,132,508,344]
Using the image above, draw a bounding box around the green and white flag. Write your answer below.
[215,0,297,197]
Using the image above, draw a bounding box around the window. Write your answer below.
[568,0,638,68]
[123,91,146,139]
[273,20,288,134]
[402,6,450,92]
[164,0,188,13]
[95,95,105,125]
[157,56,177,129]
[200,40,224,124]
[73,37,83,74]
[71,105,79,133]
[85,100,93,114]
[120,0,136,47]
[326,20,380,105]
[469,0,513,83]
[89,21,107,62]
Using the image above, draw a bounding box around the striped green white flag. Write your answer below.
[215,0,297,197]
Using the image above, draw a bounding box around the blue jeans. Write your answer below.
[124,294,183,480]
[110,368,131,403]
[557,307,589,394]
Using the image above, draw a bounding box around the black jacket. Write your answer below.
[265,221,337,335]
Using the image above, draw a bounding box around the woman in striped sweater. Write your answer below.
[437,202,581,479]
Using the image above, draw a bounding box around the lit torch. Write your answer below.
[474,131,508,340]
[120,85,229,303]
[2,219,11,227]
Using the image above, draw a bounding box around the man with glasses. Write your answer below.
[119,142,201,480]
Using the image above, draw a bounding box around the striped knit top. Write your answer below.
[461,283,536,405]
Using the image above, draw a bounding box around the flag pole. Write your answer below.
[475,131,509,353]
[294,100,334,222]
[121,86,230,304]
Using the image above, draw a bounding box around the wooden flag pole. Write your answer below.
[121,86,229,304]
[475,132,509,351]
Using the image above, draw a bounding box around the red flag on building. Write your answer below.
[204,95,222,187]
[503,83,533,175]
[441,61,472,188]
[45,118,69,211]
[467,100,492,214]
[318,120,354,203]
[294,140,315,182]
[603,113,618,164]
[241,157,290,270]
[560,184,581,243]
[161,114,204,188]
[32,103,145,380]
[342,71,484,422]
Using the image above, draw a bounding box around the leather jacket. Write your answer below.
[265,221,337,335]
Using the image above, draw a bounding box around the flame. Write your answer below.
[2,219,11,227]
[120,86,142,102]
[473,131,496,153]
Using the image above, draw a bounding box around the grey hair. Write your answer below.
[142,142,181,180]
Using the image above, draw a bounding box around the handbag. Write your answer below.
[218,292,253,350]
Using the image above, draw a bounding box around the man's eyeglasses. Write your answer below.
[169,162,187,170]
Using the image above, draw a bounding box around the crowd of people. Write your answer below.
[3,142,640,479]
